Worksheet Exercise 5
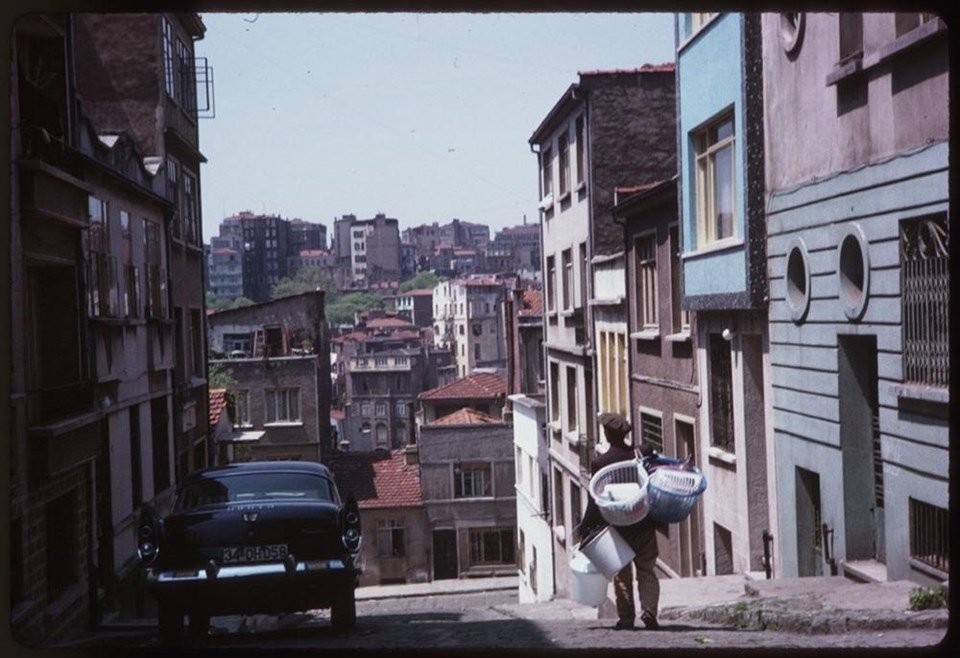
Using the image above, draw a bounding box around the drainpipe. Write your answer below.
[761,529,774,579]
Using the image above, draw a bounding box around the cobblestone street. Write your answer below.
[57,590,947,652]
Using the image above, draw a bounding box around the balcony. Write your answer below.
[349,356,412,372]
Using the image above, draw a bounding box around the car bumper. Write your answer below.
[145,559,358,614]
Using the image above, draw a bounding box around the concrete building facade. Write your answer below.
[760,12,949,585]
[529,65,678,598]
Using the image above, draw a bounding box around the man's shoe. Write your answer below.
[613,619,635,631]
[640,611,659,630]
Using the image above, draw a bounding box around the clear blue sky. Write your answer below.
[196,12,676,241]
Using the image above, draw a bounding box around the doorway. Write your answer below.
[676,417,702,576]
[432,529,458,580]
[796,466,823,577]
[837,335,884,562]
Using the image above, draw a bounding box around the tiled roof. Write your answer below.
[326,449,422,510]
[463,277,500,287]
[209,388,228,427]
[402,288,434,296]
[212,247,238,255]
[331,331,367,344]
[519,289,543,317]
[615,181,664,196]
[299,249,327,257]
[367,317,414,329]
[419,372,507,401]
[430,407,502,426]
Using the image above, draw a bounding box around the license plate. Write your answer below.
[222,544,288,564]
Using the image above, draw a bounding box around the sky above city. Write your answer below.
[196,12,676,240]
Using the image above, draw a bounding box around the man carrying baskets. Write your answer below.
[578,412,660,631]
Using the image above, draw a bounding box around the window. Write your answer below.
[472,323,482,336]
[144,220,167,319]
[565,366,578,433]
[670,225,690,332]
[561,248,573,310]
[265,388,300,423]
[455,463,491,498]
[518,529,526,573]
[691,12,717,32]
[709,333,735,452]
[909,498,949,574]
[515,447,523,487]
[575,116,585,186]
[553,467,566,530]
[558,133,570,197]
[549,361,560,424]
[233,390,251,426]
[458,324,465,336]
[546,256,556,312]
[578,243,588,308]
[694,114,736,247]
[900,214,949,388]
[838,13,863,64]
[123,212,140,318]
[162,18,176,97]
[376,402,387,416]
[598,331,627,416]
[361,401,372,416]
[639,411,664,453]
[541,147,553,199]
[570,484,582,539]
[176,37,196,114]
[183,170,199,245]
[86,196,117,317]
[474,343,481,362]
[377,519,406,558]
[376,423,388,449]
[395,401,407,417]
[636,232,658,328]
[469,527,515,565]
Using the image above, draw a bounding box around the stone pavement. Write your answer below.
[49,571,949,647]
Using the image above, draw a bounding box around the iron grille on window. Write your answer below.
[709,334,735,452]
[640,412,664,453]
[900,214,949,388]
[909,498,949,574]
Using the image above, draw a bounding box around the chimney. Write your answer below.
[404,444,419,466]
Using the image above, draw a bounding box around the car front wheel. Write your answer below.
[330,590,356,630]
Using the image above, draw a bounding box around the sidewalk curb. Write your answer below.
[356,581,518,602]
[664,598,949,634]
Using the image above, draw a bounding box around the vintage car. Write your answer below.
[137,461,362,641]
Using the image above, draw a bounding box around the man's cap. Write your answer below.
[598,412,631,435]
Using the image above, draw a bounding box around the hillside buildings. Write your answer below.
[432,276,509,378]
[332,212,401,288]
[207,291,332,460]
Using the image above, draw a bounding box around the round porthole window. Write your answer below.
[785,238,811,322]
[837,225,870,321]
[779,12,805,57]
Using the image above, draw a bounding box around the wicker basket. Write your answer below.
[645,465,707,524]
[588,458,650,526]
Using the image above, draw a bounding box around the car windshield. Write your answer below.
[175,471,336,511]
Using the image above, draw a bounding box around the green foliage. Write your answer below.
[326,292,384,325]
[228,296,255,309]
[399,270,442,293]
[271,266,335,300]
[208,361,237,390]
[908,586,947,611]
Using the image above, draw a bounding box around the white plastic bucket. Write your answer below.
[578,526,635,578]
[569,550,609,607]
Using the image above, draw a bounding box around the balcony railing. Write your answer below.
[349,356,412,372]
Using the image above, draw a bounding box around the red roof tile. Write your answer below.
[209,388,228,427]
[402,288,434,296]
[519,289,543,317]
[326,449,422,509]
[367,317,415,329]
[430,407,502,426]
[419,372,507,401]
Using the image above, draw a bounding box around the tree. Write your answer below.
[271,266,335,300]
[228,296,255,309]
[326,292,384,325]
[399,270,442,293]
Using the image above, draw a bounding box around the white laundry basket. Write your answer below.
[568,549,609,607]
[578,525,635,578]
